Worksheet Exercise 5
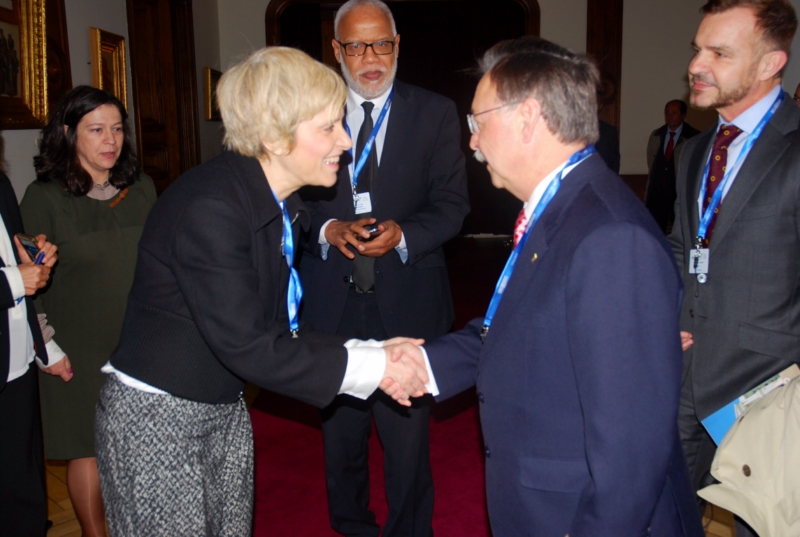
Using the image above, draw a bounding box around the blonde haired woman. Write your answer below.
[95,47,428,536]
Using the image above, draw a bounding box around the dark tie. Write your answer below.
[664,131,676,161]
[703,124,742,246]
[352,101,377,292]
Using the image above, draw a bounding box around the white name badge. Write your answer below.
[689,248,709,274]
[354,192,373,215]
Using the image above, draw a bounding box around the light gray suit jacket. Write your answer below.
[667,93,800,420]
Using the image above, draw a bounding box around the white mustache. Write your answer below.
[357,66,387,77]
[473,149,486,163]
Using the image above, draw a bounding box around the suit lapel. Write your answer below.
[711,98,798,250]
[376,81,410,194]
[685,129,715,240]
[481,156,598,352]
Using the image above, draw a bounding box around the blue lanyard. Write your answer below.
[345,87,394,194]
[696,92,783,243]
[270,191,302,337]
[481,146,596,342]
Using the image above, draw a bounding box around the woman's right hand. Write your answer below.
[43,355,73,382]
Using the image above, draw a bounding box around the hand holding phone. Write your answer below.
[15,233,45,264]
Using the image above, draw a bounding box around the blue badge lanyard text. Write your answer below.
[695,92,783,246]
[345,88,394,198]
[481,146,596,342]
[270,190,302,337]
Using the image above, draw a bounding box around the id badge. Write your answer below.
[354,192,373,215]
[689,248,709,274]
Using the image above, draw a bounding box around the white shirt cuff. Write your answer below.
[1,266,26,300]
[395,233,408,264]
[419,346,440,397]
[319,219,336,260]
[340,338,385,399]
[35,339,67,369]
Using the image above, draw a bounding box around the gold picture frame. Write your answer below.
[204,67,222,121]
[0,0,48,129]
[89,27,127,109]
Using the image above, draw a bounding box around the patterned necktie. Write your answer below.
[664,131,676,161]
[352,101,377,292]
[703,123,742,246]
[513,209,528,247]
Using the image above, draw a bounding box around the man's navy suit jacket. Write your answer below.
[299,80,469,340]
[425,154,704,537]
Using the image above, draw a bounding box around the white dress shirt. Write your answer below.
[696,84,782,216]
[0,214,65,382]
[318,84,409,262]
[663,123,684,154]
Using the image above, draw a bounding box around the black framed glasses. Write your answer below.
[466,103,519,134]
[336,40,396,56]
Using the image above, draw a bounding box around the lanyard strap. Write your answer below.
[345,87,394,195]
[270,191,303,337]
[481,146,596,342]
[696,92,783,243]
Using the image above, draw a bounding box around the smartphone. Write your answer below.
[359,225,382,242]
[15,233,45,264]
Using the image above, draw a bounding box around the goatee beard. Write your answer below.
[340,57,398,99]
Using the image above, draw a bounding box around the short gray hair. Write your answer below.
[334,0,397,40]
[479,37,600,146]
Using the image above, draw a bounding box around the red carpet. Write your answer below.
[251,391,491,537]
[251,238,506,536]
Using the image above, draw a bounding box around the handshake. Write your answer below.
[378,338,431,407]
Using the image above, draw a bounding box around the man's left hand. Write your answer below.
[360,220,402,257]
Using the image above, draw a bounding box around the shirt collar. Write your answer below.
[346,84,394,120]
[522,153,584,220]
[669,123,684,138]
[720,84,782,134]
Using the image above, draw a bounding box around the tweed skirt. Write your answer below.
[95,375,254,536]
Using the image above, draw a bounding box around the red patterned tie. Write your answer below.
[513,209,528,247]
[664,131,676,161]
[703,124,742,246]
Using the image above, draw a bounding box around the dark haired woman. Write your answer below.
[20,85,155,537]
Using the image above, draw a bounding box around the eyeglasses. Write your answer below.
[335,40,396,57]
[794,94,800,105]
[466,103,519,134]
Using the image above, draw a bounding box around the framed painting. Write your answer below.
[204,66,221,121]
[89,27,127,109]
[0,0,48,128]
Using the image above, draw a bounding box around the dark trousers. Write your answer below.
[678,372,758,537]
[321,289,434,537]
[0,366,48,537]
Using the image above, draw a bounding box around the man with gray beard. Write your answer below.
[298,1,469,536]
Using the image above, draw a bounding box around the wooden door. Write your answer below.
[126,0,200,194]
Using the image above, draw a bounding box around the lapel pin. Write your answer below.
[531,253,538,263]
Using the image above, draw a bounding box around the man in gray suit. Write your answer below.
[669,1,799,535]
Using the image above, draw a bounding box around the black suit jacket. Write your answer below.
[110,151,349,405]
[0,172,48,392]
[299,81,469,340]
[668,94,800,419]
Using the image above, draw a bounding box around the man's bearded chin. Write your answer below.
[340,57,398,99]
[690,73,754,111]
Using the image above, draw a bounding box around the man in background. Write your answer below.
[669,1,799,535]
[298,1,469,536]
[645,99,700,233]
